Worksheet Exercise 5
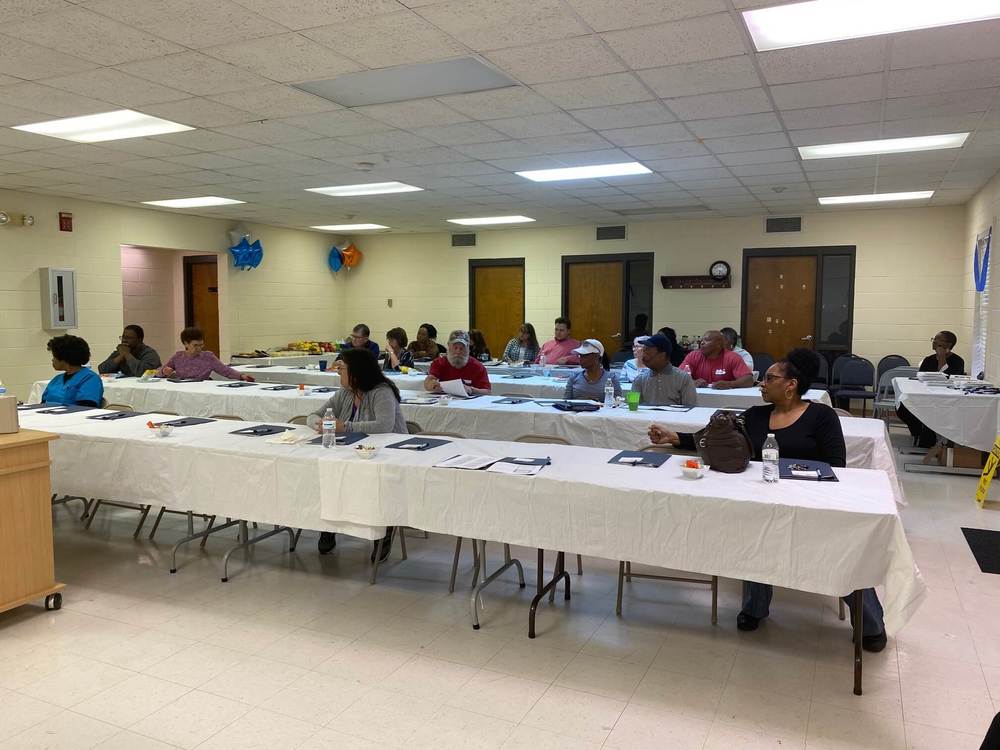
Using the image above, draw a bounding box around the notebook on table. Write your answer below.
[218,381,256,388]
[778,458,838,481]
[230,424,295,437]
[608,450,670,468]
[386,437,452,451]
[309,431,368,446]
[88,411,145,421]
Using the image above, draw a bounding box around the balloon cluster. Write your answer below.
[229,237,263,270]
[328,243,362,273]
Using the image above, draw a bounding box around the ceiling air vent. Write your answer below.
[451,233,476,247]
[596,225,627,240]
[765,216,802,233]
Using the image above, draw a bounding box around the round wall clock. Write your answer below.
[709,260,730,280]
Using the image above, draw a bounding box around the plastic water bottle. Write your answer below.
[539,353,549,377]
[762,433,780,483]
[603,378,615,408]
[321,408,336,448]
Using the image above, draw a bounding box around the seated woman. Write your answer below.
[501,323,539,364]
[563,339,622,401]
[898,330,965,462]
[621,335,648,381]
[407,323,443,360]
[383,327,414,372]
[469,329,491,362]
[307,348,407,559]
[41,334,104,406]
[157,327,254,382]
[648,348,887,652]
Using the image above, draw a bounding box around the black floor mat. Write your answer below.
[962,528,1000,574]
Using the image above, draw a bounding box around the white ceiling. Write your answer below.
[1,0,999,233]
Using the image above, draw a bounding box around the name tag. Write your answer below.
[714,369,727,376]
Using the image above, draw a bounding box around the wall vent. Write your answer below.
[451,233,476,247]
[765,216,802,233]
[596,225,627,240]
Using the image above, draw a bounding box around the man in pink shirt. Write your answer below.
[679,329,752,389]
[534,317,580,365]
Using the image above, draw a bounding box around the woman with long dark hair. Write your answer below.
[469,329,491,362]
[501,322,540,364]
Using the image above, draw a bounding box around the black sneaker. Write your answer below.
[736,611,763,631]
[862,631,887,652]
[317,532,336,554]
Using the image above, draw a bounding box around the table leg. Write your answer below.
[853,589,863,696]
[220,520,296,583]
[170,518,240,573]
[470,539,525,630]
[529,550,570,639]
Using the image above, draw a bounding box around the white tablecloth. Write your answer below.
[230,354,328,367]
[894,377,1000,452]
[33,380,900,505]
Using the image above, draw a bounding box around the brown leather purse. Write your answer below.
[694,410,753,473]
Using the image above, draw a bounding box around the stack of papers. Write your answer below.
[433,454,497,470]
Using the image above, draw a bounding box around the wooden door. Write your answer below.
[744,256,816,358]
[188,260,220,356]
[566,261,623,356]
[471,263,524,358]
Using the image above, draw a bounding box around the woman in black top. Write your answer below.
[898,330,965,454]
[649,348,887,651]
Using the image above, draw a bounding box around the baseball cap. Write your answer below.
[447,330,470,347]
[642,334,672,355]
[572,338,604,356]
[633,335,650,346]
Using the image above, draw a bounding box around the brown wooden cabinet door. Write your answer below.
[189,261,220,356]
[566,261,623,356]
[744,256,816,359]
[471,264,524,358]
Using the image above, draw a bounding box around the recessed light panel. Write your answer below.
[13,109,193,143]
[744,0,1000,51]
[312,224,388,231]
[799,133,969,160]
[306,182,423,197]
[143,197,245,208]
[516,162,651,182]
[447,216,535,225]
[818,191,934,205]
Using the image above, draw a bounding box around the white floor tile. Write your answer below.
[630,666,725,721]
[19,657,134,709]
[903,721,985,750]
[806,701,906,749]
[482,641,577,683]
[704,722,805,749]
[405,705,515,749]
[499,724,602,750]
[199,655,307,705]
[380,655,478,702]
[604,703,712,750]
[0,688,62,742]
[91,731,178,750]
[72,673,190,727]
[260,671,370,725]
[445,669,549,723]
[194,708,319,750]
[553,652,646,701]
[900,680,996,735]
[313,642,413,684]
[142,643,247,689]
[330,686,440,746]
[715,683,811,742]
[298,728,380,749]
[521,684,626,744]
[0,710,118,750]
[129,690,250,749]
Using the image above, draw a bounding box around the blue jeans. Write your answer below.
[742,582,885,636]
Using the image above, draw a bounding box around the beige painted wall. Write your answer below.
[0,187,342,401]
[343,205,970,368]
[967,172,1000,381]
[120,245,182,361]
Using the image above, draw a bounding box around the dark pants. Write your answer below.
[742,582,885,636]
[981,712,1000,750]
[897,404,938,448]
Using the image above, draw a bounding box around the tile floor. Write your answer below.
[1,434,998,749]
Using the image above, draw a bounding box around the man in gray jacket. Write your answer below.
[97,325,161,377]
[630,334,697,406]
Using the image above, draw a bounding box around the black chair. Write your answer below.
[835,358,876,416]
[610,349,632,365]
[751,352,774,375]
[812,355,830,389]
[876,355,910,385]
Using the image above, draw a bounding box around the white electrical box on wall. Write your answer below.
[40,267,78,329]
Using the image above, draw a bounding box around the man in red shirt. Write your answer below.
[679,329,753,389]
[424,330,491,396]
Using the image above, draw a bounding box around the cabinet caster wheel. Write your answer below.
[221,577,228,583]
[519,582,526,589]
[45,593,62,611]
[169,568,176,574]
[472,624,480,630]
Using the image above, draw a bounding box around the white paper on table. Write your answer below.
[433,454,497,470]
[439,379,471,398]
[486,461,543,476]
[265,431,314,445]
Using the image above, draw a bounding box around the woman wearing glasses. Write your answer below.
[648,348,887,652]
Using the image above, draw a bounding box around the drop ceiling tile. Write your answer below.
[669,175,742,188]
[566,0,724,31]
[704,132,791,154]
[718,148,797,166]
[757,37,886,85]
[278,111,395,138]
[86,0,281,48]
[210,87,340,120]
[437,86,558,119]
[638,56,761,98]
[208,35,363,83]
[646,154,722,171]
[0,103,54,128]
[0,75,19,86]
[770,73,884,110]
[208,145,291,165]
[354,100,470,129]
[883,90,994,120]
[891,19,1000,70]
[686,111,783,138]
[600,122,692,147]
[143,98,258,128]
[569,101,674,130]
[801,157,875,173]
[2,0,69,22]
[522,132,615,154]
[788,123,882,146]
[410,122,510,146]
[551,148,636,166]
[780,101,883,130]
[601,13,745,69]
[453,140,545,160]
[729,162,803,176]
[385,146,466,165]
[101,138,198,158]
[339,129,437,151]
[887,60,1000,99]
[653,166,732,181]
[0,34,97,80]
[880,114,983,138]
[38,68,190,109]
[3,6,184,66]
[416,0,588,51]
[116,158,199,175]
[533,73,654,109]
[484,36,624,85]
[460,173,524,186]
[163,152,251,170]
[230,0,401,30]
[116,52,272,96]
[213,120,323,145]
[624,141,710,159]
[485,112,590,139]
[484,155,564,172]
[0,82,112,117]
[154,130,258,151]
[220,163,300,181]
[667,87,772,119]
[0,151,80,169]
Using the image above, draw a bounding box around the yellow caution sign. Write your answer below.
[976,436,1000,508]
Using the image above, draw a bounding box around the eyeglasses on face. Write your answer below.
[763,373,789,383]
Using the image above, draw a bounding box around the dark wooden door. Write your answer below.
[744,256,816,359]
[188,260,220,356]
[566,261,623,356]
[471,263,524,358]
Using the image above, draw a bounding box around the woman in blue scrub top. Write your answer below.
[41,334,103,407]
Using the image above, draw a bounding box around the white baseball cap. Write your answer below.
[572,338,604,356]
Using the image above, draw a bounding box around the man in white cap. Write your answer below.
[424,330,492,396]
[563,339,622,401]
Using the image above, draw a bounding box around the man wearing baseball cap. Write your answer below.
[424,330,492,396]
[631,333,697,406]
[563,339,622,402]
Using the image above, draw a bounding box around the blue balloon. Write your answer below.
[229,236,263,270]
[328,245,344,272]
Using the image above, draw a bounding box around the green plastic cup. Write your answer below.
[626,390,640,411]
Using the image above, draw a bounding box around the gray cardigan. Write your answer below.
[306,383,407,434]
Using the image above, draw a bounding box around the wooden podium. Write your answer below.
[0,430,64,614]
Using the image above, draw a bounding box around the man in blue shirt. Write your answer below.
[342,324,380,357]
[41,334,103,406]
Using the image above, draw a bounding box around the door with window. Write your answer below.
[469,259,524,359]
[184,256,220,357]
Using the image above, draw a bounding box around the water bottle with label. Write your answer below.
[539,352,549,377]
[321,408,336,448]
[603,377,615,408]
[762,433,780,483]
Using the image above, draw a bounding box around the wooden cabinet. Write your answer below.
[0,430,64,614]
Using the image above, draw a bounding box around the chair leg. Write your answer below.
[147,507,167,540]
[397,527,407,560]
[449,537,463,594]
[838,597,846,621]
[625,560,632,582]
[711,576,718,625]
[616,561,625,616]
[83,499,102,530]
[132,505,152,539]
[576,554,583,575]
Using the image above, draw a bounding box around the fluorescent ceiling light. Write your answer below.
[744,0,1000,51]
[447,216,535,226]
[143,196,245,208]
[306,182,423,197]
[818,191,934,205]
[799,133,969,160]
[312,223,388,231]
[516,162,652,182]
[13,109,193,143]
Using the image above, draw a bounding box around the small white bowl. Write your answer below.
[153,424,173,438]
[680,463,709,479]
[354,444,379,460]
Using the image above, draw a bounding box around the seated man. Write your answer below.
[680,330,753,389]
[630,334,697,406]
[343,323,379,357]
[721,326,754,371]
[534,317,580,366]
[621,335,648,381]
[97,324,161,377]
[424,330,491,396]
[898,330,965,453]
